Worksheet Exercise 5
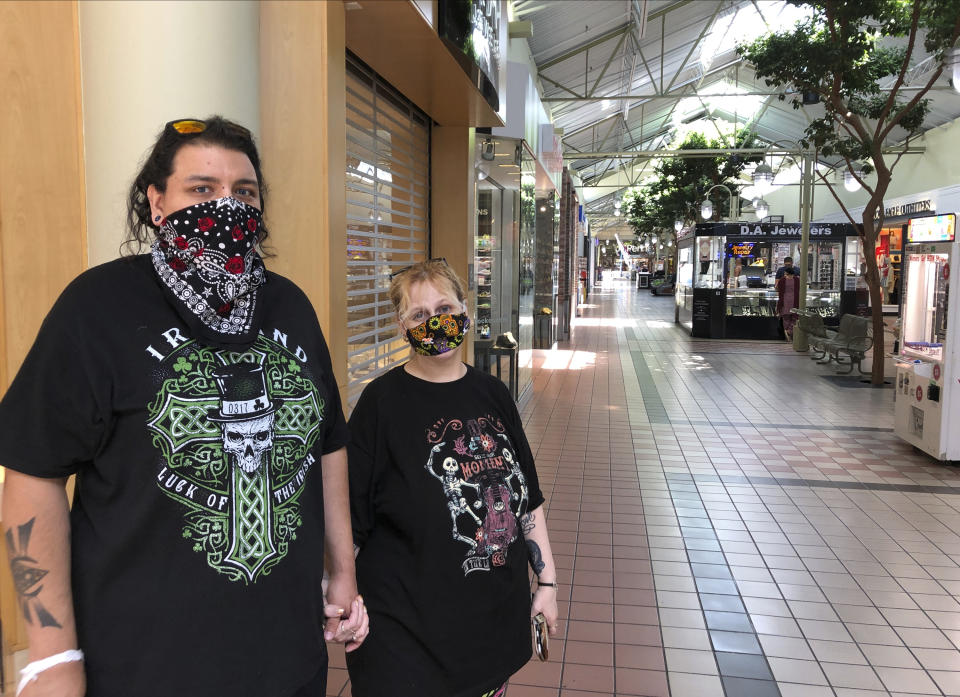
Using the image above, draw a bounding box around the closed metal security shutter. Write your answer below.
[345,54,430,408]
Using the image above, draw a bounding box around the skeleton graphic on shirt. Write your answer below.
[425,417,529,575]
[425,444,481,550]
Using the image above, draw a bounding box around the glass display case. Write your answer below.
[696,236,725,288]
[901,251,950,361]
[474,185,499,340]
[474,235,494,339]
[806,290,841,318]
[677,222,859,339]
[726,289,778,316]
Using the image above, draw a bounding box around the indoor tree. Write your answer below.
[738,0,960,384]
[622,130,760,267]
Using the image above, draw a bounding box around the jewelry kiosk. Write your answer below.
[894,213,960,461]
[676,222,859,338]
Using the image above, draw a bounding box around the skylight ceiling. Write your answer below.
[697,2,813,72]
[515,0,960,212]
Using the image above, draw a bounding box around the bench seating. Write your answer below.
[808,313,873,374]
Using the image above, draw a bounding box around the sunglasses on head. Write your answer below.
[389,257,448,280]
[165,118,252,139]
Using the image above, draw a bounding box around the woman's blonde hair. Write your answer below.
[388,259,467,318]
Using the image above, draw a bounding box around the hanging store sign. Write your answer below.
[875,199,933,220]
[438,0,505,112]
[699,222,857,238]
[907,214,956,243]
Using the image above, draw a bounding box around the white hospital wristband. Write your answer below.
[16,649,84,697]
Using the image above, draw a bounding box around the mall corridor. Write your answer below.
[329,278,960,697]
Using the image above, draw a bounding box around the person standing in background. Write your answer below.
[775,256,798,279]
[776,266,801,340]
[347,260,559,697]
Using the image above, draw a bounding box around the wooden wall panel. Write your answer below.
[260,1,348,391]
[345,0,503,127]
[0,0,87,671]
[431,126,476,358]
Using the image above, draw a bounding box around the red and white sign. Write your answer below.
[917,386,924,402]
[934,364,941,381]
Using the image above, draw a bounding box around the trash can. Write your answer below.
[533,314,553,349]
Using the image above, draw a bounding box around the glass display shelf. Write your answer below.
[726,289,778,317]
[474,233,495,339]
[805,290,840,318]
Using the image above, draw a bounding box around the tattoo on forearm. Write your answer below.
[520,512,536,535]
[5,518,62,628]
[526,539,545,575]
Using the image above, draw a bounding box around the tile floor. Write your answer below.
[333,274,960,697]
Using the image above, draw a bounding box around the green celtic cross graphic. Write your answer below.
[229,466,276,578]
[147,336,324,584]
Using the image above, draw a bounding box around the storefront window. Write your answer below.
[518,164,536,394]
[675,243,694,328]
[811,241,842,289]
[845,237,863,288]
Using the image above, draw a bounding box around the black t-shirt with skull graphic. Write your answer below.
[0,255,348,697]
[346,364,545,697]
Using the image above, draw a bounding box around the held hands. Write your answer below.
[324,573,369,653]
[531,584,560,637]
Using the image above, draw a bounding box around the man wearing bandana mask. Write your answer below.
[345,261,560,697]
[0,117,366,697]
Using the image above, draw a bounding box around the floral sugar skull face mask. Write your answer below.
[405,312,470,356]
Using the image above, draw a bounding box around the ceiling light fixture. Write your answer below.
[699,183,737,222]
[752,162,775,194]
[843,163,864,192]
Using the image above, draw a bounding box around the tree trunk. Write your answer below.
[860,219,886,385]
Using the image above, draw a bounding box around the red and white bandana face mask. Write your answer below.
[151,196,267,348]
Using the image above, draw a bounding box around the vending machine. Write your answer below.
[894,213,959,461]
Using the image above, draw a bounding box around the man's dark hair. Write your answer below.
[124,116,271,254]
[784,257,793,264]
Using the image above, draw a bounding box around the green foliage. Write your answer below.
[622,131,761,241]
[737,0,960,160]
[737,0,960,383]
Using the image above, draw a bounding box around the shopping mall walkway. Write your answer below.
[328,276,960,697]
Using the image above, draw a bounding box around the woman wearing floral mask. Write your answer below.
[346,260,560,697]
[0,116,366,697]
